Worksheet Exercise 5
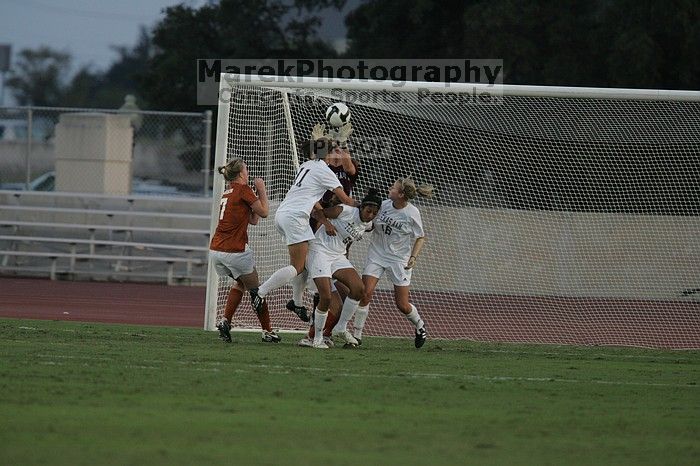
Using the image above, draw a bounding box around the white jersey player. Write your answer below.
[301,189,382,349]
[356,178,434,348]
[250,138,356,321]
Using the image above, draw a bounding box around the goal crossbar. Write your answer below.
[220,73,700,101]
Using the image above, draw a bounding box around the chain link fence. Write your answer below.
[0,105,212,196]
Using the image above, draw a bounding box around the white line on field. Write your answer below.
[38,353,113,361]
[33,358,697,388]
[243,363,698,387]
[16,325,697,361]
[481,349,696,361]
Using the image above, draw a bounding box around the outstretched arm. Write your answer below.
[338,149,356,176]
[405,236,426,270]
[332,187,358,207]
[312,202,340,236]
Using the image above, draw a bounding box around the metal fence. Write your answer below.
[0,106,212,196]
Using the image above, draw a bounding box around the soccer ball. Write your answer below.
[325,102,351,127]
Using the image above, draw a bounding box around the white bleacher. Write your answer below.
[0,190,212,285]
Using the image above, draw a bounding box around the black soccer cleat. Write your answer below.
[286,299,310,322]
[414,327,427,349]
[249,287,265,316]
[262,330,281,343]
[216,320,232,343]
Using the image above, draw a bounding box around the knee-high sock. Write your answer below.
[291,270,308,305]
[335,297,360,333]
[353,305,369,339]
[255,300,272,332]
[323,310,340,337]
[314,310,327,342]
[405,304,424,330]
[224,286,244,322]
[258,265,297,298]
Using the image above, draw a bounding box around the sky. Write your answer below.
[0,0,350,72]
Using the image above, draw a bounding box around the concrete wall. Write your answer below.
[54,113,133,194]
[406,206,700,300]
[2,190,698,299]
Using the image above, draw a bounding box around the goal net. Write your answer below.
[205,75,700,349]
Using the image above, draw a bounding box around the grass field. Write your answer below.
[1,318,698,465]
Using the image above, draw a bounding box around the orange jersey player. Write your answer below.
[210,158,280,343]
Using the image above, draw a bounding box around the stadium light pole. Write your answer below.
[0,44,11,106]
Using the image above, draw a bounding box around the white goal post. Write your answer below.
[205,74,700,349]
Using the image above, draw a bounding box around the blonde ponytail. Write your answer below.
[218,158,245,181]
[398,177,434,200]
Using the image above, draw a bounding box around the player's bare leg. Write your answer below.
[323,291,342,337]
[331,268,363,345]
[353,275,380,345]
[312,277,333,348]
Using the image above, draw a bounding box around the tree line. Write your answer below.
[6,0,699,111]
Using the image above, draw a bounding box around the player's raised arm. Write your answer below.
[249,177,269,225]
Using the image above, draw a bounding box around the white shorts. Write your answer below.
[307,248,354,280]
[210,247,255,280]
[363,256,412,286]
[306,277,337,293]
[275,209,315,246]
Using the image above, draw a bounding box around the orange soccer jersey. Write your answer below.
[210,183,259,253]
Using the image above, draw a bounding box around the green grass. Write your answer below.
[0,318,698,466]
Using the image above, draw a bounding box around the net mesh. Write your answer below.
[209,83,700,349]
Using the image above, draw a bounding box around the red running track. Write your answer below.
[1,277,698,349]
[0,277,206,328]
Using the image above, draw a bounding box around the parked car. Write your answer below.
[0,171,55,191]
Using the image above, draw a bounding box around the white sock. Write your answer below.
[405,304,424,330]
[258,265,297,298]
[314,310,328,342]
[335,297,359,333]
[353,305,369,339]
[291,270,308,305]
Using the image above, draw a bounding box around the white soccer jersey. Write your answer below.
[276,160,342,216]
[368,199,424,263]
[310,205,373,256]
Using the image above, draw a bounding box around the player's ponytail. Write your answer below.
[218,158,245,181]
[415,184,434,198]
[398,177,434,200]
[361,187,383,208]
